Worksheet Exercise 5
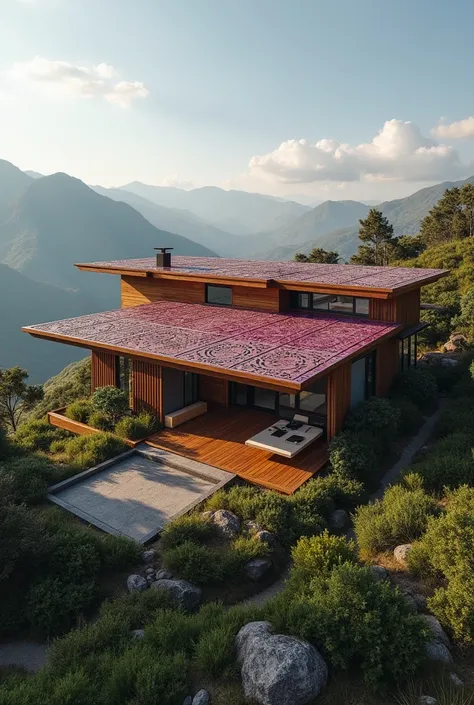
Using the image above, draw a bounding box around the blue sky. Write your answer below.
[1,0,474,202]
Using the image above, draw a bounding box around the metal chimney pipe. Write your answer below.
[154,247,174,267]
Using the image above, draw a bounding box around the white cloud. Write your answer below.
[249,119,465,184]
[432,117,474,140]
[161,175,194,190]
[12,56,149,107]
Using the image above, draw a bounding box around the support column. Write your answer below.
[131,359,163,419]
[326,363,351,441]
[91,350,118,392]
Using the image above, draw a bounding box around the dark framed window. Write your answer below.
[350,350,376,408]
[290,291,369,317]
[206,284,232,306]
[399,333,418,372]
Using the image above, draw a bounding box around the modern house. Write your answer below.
[23,253,448,494]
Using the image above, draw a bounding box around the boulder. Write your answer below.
[255,530,275,546]
[244,519,263,534]
[412,593,428,611]
[403,593,418,612]
[151,579,202,611]
[328,509,349,531]
[419,697,437,705]
[236,622,328,705]
[183,698,192,705]
[212,509,241,538]
[369,565,389,581]
[142,549,156,564]
[145,567,155,575]
[424,640,452,665]
[245,558,272,582]
[449,673,464,687]
[443,333,468,353]
[201,511,214,521]
[127,574,148,593]
[192,690,210,705]
[421,615,451,648]
[155,569,173,581]
[131,629,145,640]
[394,544,412,566]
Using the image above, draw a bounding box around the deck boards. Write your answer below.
[146,407,328,494]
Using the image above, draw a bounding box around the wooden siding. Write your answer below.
[121,276,205,308]
[326,362,351,441]
[146,407,328,494]
[199,375,229,406]
[131,359,162,418]
[369,289,421,326]
[376,339,400,397]
[91,350,117,391]
[232,286,280,312]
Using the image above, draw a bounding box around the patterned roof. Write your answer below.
[24,301,400,388]
[76,256,448,293]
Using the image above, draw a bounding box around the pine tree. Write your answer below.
[295,248,340,264]
[420,185,474,246]
[350,208,395,266]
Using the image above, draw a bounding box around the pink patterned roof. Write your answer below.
[24,301,400,388]
[76,256,448,293]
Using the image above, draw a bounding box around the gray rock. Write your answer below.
[328,509,349,531]
[131,629,145,640]
[244,519,263,534]
[151,579,202,611]
[183,698,192,705]
[192,690,210,705]
[201,511,214,521]
[449,673,464,687]
[412,593,428,611]
[145,566,155,575]
[254,530,275,546]
[369,565,389,581]
[146,574,154,583]
[142,549,156,564]
[212,509,241,538]
[155,569,173,581]
[236,621,273,666]
[424,640,452,664]
[245,558,272,582]
[421,615,451,648]
[403,593,418,612]
[127,574,148,593]
[394,543,412,566]
[237,623,328,705]
[419,697,437,705]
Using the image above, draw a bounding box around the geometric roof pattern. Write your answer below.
[75,256,448,294]
[23,301,400,389]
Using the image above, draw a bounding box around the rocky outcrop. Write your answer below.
[424,640,452,664]
[142,549,156,564]
[236,621,327,705]
[394,543,412,566]
[212,509,241,538]
[369,565,389,581]
[151,578,202,611]
[328,509,349,531]
[192,690,210,705]
[421,615,451,648]
[155,569,173,581]
[443,333,468,353]
[127,574,147,593]
[245,558,272,582]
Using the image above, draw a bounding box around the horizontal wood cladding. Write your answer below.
[376,339,400,397]
[199,374,229,406]
[326,363,351,441]
[121,276,205,308]
[369,289,420,326]
[91,350,117,391]
[131,360,162,418]
[232,286,280,312]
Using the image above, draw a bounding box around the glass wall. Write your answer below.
[162,368,199,414]
[350,351,376,408]
[290,291,369,317]
[399,334,418,371]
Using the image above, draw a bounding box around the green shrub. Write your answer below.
[435,397,474,440]
[329,431,378,485]
[0,425,9,461]
[291,531,357,582]
[390,396,423,435]
[63,433,128,471]
[221,536,269,578]
[354,484,438,557]
[91,387,129,422]
[65,399,91,424]
[160,513,214,549]
[411,445,474,492]
[97,534,141,569]
[0,455,55,504]
[428,570,474,646]
[88,411,112,432]
[114,415,150,441]
[162,540,223,585]
[193,624,236,678]
[391,367,438,411]
[25,577,96,636]
[13,420,69,453]
[345,397,401,442]
[145,608,200,654]
[422,361,464,393]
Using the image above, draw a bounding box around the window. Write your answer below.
[399,333,418,372]
[290,291,369,317]
[350,351,376,408]
[184,372,199,407]
[206,284,232,306]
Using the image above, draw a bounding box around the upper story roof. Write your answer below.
[75,256,449,297]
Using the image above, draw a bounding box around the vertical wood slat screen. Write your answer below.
[326,362,351,441]
[91,350,117,392]
[369,290,420,326]
[131,360,162,418]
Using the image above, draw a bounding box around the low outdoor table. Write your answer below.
[245,420,323,458]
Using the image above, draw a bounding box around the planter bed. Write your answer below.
[47,408,149,448]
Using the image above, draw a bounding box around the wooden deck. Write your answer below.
[146,407,328,494]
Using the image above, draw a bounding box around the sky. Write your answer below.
[1,0,474,204]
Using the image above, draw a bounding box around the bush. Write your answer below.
[291,531,357,582]
[0,455,55,504]
[97,534,141,570]
[391,367,438,411]
[114,414,153,441]
[435,397,474,441]
[88,411,112,432]
[411,440,474,491]
[390,396,423,435]
[428,571,474,646]
[91,387,129,422]
[345,397,400,442]
[160,514,214,550]
[62,433,128,471]
[162,540,223,585]
[25,576,96,635]
[221,536,269,579]
[422,361,464,393]
[0,425,9,460]
[193,624,236,678]
[354,483,438,557]
[329,431,378,485]
[65,399,91,423]
[13,420,69,453]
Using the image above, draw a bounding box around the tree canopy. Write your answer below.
[0,367,44,432]
[350,208,395,266]
[420,184,474,246]
[295,248,340,264]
